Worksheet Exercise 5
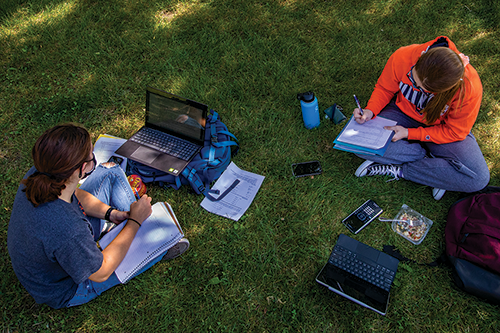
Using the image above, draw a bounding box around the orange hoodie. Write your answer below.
[365,36,482,144]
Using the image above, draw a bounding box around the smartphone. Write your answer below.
[342,200,383,234]
[291,161,322,178]
[107,155,124,165]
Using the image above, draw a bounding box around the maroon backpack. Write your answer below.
[444,188,500,304]
[446,191,500,274]
[381,189,500,303]
[384,189,500,304]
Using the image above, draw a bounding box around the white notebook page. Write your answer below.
[99,202,184,283]
[336,116,397,150]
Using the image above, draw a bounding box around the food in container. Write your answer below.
[391,204,433,245]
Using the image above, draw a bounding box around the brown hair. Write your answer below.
[22,123,92,207]
[414,47,466,124]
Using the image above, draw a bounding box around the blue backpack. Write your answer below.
[126,110,239,199]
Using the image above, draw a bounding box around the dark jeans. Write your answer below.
[355,102,490,192]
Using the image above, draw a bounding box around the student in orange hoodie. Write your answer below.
[353,36,489,200]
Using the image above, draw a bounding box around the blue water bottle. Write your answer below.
[297,91,320,129]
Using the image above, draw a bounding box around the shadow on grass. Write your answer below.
[2,0,498,128]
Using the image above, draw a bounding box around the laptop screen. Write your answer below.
[315,234,398,316]
[316,263,389,315]
[145,87,207,143]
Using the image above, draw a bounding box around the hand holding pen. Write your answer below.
[353,95,374,124]
[353,94,364,116]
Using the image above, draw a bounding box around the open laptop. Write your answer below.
[316,234,399,315]
[115,87,208,175]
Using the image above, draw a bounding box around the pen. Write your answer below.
[353,95,364,116]
[132,188,141,200]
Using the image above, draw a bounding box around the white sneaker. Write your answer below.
[355,160,376,177]
[355,160,401,181]
[432,188,446,201]
[162,238,190,261]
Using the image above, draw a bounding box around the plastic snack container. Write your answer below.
[391,204,433,245]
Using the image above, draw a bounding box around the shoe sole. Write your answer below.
[433,189,446,201]
[355,160,375,177]
[162,238,190,261]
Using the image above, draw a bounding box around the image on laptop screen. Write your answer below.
[146,89,206,143]
[315,234,399,316]
[316,263,389,315]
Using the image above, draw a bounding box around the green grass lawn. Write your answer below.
[1,0,500,331]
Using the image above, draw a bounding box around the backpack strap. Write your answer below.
[207,110,239,160]
[205,179,240,202]
[186,158,223,191]
[383,245,418,263]
[173,173,183,190]
[181,165,220,196]
[182,166,207,194]
[175,109,239,197]
[382,245,444,267]
[181,164,240,201]
[211,140,239,149]
[217,130,239,142]
[209,109,219,141]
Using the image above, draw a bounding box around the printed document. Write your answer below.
[201,162,265,221]
[93,134,128,170]
[79,134,128,186]
[336,116,397,150]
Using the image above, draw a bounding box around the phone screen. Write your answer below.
[292,161,322,177]
[343,213,369,234]
[342,200,383,234]
[108,156,124,165]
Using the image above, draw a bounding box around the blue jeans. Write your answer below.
[355,102,490,192]
[66,255,164,307]
[66,163,167,307]
[81,163,137,240]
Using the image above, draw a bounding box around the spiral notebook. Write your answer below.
[99,202,184,283]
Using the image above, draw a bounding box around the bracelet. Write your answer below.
[128,218,141,227]
[104,207,115,221]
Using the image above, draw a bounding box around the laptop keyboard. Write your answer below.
[329,245,396,292]
[131,127,199,161]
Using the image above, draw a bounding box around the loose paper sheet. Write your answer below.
[79,134,127,186]
[201,162,264,221]
[93,134,128,170]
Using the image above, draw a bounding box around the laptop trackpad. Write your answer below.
[131,146,160,164]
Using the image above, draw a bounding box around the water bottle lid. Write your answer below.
[297,91,315,102]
